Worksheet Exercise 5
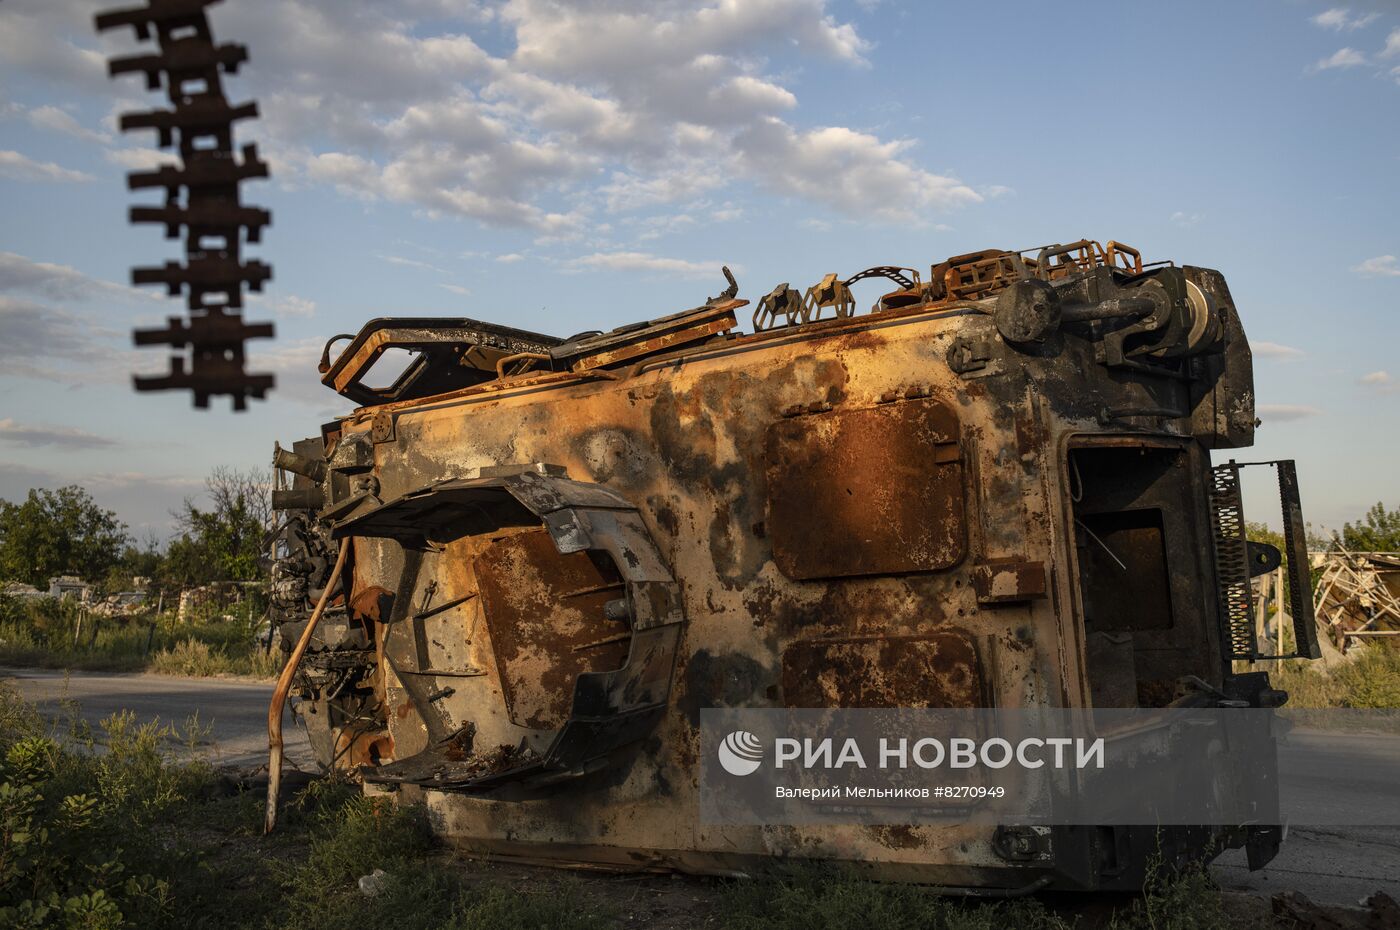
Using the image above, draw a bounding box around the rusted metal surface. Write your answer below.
[781,632,983,709]
[554,300,741,371]
[95,0,275,410]
[972,560,1047,604]
[264,235,1311,890]
[765,397,965,580]
[265,544,347,833]
[321,319,563,405]
[474,527,630,730]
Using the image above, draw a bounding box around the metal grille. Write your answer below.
[1209,462,1257,660]
[96,0,274,410]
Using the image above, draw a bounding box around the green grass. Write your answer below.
[0,595,280,679]
[713,858,1261,930]
[1272,640,1400,709]
[716,865,1071,930]
[0,682,613,929]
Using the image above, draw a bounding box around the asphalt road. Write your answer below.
[1212,726,1400,906]
[1,666,316,771]
[2,668,1396,907]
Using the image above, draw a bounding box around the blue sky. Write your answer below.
[0,0,1396,538]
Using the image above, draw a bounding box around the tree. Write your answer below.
[161,467,272,586]
[0,487,128,587]
[1339,502,1400,553]
[102,532,164,593]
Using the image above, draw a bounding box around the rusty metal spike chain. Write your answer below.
[96,0,274,411]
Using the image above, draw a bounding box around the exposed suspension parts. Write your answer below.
[96,0,274,410]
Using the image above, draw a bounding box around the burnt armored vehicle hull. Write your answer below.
[269,241,1318,892]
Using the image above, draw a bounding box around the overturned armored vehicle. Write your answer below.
[267,239,1319,893]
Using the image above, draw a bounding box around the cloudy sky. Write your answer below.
[0,0,1397,538]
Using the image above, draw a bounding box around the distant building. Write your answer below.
[47,576,93,601]
[1,582,45,601]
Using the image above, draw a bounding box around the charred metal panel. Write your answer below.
[765,397,965,580]
[1184,268,1255,450]
[474,527,630,730]
[781,631,984,708]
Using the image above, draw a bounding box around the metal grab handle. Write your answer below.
[265,543,349,833]
[1104,240,1143,274]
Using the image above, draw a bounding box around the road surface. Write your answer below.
[2,667,1397,907]
[1213,726,1400,906]
[2,666,316,771]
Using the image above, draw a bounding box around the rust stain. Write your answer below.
[781,630,982,709]
[474,526,630,729]
[765,396,966,580]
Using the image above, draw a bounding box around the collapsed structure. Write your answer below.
[263,238,1321,892]
[1313,548,1400,654]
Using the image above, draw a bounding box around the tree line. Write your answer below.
[0,467,272,595]
[2,470,1399,597]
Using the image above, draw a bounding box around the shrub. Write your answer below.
[0,684,215,930]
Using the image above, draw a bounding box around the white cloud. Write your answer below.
[104,147,173,171]
[0,251,141,302]
[1254,341,1305,360]
[733,119,980,223]
[568,251,724,278]
[1359,370,1397,395]
[1352,255,1400,277]
[1257,404,1321,422]
[0,418,118,450]
[1170,210,1203,227]
[495,253,525,263]
[0,0,997,242]
[439,283,472,295]
[0,294,137,386]
[0,4,107,92]
[251,294,318,318]
[601,162,730,212]
[256,336,350,409]
[1311,8,1379,31]
[0,296,102,362]
[1383,27,1400,57]
[1309,47,1369,71]
[27,105,110,144]
[0,150,94,183]
[0,253,154,385]
[378,254,451,274]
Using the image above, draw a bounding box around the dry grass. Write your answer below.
[0,595,282,679]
